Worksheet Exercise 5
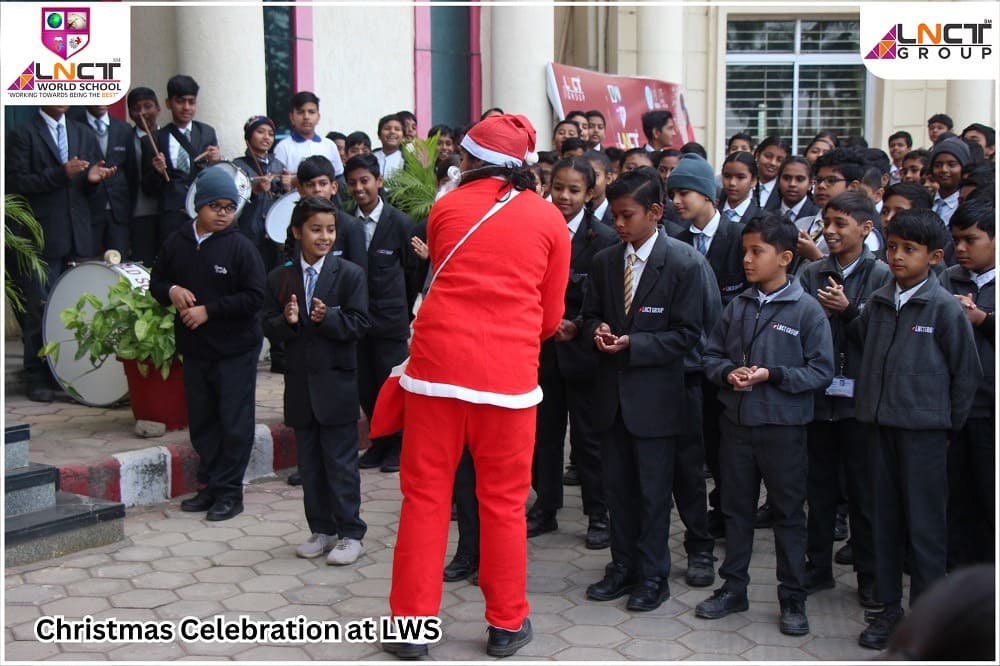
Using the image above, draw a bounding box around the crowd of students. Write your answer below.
[5,72,995,658]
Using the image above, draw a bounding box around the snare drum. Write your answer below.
[42,262,151,407]
[264,190,300,244]
[184,161,253,220]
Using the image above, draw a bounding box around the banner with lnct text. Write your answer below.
[546,62,696,150]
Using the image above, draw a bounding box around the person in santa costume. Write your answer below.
[374,114,571,659]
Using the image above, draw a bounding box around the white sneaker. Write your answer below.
[326,537,364,565]
[296,533,336,559]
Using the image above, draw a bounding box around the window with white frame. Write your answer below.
[725,19,868,154]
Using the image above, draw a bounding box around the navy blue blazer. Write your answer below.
[670,217,748,306]
[85,114,137,227]
[140,120,219,215]
[361,201,414,340]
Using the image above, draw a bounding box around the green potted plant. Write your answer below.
[384,133,441,221]
[4,193,47,317]
[39,276,189,430]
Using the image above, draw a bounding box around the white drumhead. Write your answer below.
[42,262,152,407]
[184,161,253,219]
[265,190,300,244]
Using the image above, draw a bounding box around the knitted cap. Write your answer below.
[193,165,240,212]
[460,114,538,167]
[244,115,275,141]
[929,137,970,168]
[666,153,716,200]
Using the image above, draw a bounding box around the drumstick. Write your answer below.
[138,115,169,182]
[192,149,212,164]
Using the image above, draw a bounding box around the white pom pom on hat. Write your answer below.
[460,114,538,168]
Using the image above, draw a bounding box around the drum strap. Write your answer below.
[169,125,202,169]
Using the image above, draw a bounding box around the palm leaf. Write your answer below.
[384,134,440,221]
[4,194,47,313]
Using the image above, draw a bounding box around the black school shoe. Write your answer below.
[779,598,810,636]
[562,464,580,486]
[526,508,558,538]
[586,562,635,601]
[206,497,243,521]
[857,574,881,609]
[381,444,402,473]
[754,502,775,528]
[626,577,670,612]
[443,553,478,582]
[382,641,428,660]
[835,542,854,565]
[585,514,610,549]
[859,605,904,650]
[359,442,388,469]
[833,512,849,541]
[804,563,836,594]
[486,618,532,658]
[685,552,717,587]
[287,471,303,486]
[180,489,215,512]
[695,588,749,619]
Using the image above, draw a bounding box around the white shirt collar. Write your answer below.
[781,198,807,218]
[39,109,64,131]
[592,198,609,221]
[933,190,960,210]
[300,254,326,275]
[87,111,110,129]
[690,211,721,239]
[836,253,864,280]
[756,280,792,305]
[175,121,192,133]
[628,230,658,263]
[895,279,928,310]
[566,207,585,237]
[360,197,384,223]
[723,196,752,218]
[974,268,996,290]
[192,220,213,245]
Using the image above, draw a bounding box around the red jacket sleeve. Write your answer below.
[539,224,571,341]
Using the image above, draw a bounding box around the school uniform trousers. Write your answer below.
[128,127,161,266]
[5,113,100,385]
[84,115,135,256]
[582,230,710,580]
[262,257,371,538]
[533,212,618,518]
[452,446,480,562]
[670,220,747,521]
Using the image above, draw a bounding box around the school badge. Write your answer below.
[42,8,90,60]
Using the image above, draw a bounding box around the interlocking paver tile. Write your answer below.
[155,599,225,620]
[679,629,754,654]
[515,632,571,658]
[621,638,695,660]
[129,531,189,548]
[554,646,630,660]
[283,585,350,606]
[252,558,315,576]
[237,574,301,593]
[111,546,169,562]
[23,567,90,585]
[40,595,111,616]
[803,636,877,660]
[187,527,243,543]
[108,588,178,609]
[744,645,814,660]
[107,642,186,661]
[677,607,751,631]
[168,540,230,558]
[46,651,110,661]
[234,645,310,660]
[175,582,241,601]
[619,616,692,640]
[738,620,812,647]
[150,556,213,573]
[267,603,337,621]
[193,566,257,584]
[5,583,65,605]
[91,562,151,579]
[220,592,287,612]
[561,604,630,626]
[5,641,61,660]
[558,624,629,647]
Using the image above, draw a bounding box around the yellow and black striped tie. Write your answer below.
[624,253,637,315]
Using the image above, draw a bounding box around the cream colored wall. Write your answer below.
[311,7,415,142]
[129,6,178,130]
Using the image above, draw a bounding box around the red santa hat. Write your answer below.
[460,114,538,167]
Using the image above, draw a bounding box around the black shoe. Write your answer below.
[526,508,557,538]
[707,511,726,540]
[857,575,881,609]
[859,606,904,650]
[833,512,849,542]
[562,465,580,486]
[443,553,478,582]
[835,542,854,565]
[359,442,387,469]
[206,498,243,521]
[779,598,810,636]
[383,641,428,659]
[486,618,532,658]
[754,502,775,529]
[585,514,610,549]
[695,588,749,619]
[586,562,635,601]
[287,471,303,486]
[180,489,214,512]
[804,564,835,595]
[451,503,457,521]
[27,384,54,403]
[626,577,670,612]
[380,444,401,473]
[685,552,717,587]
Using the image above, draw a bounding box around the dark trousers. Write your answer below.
[674,379,713,555]
[129,213,159,267]
[947,416,995,567]
[90,209,129,256]
[357,335,408,450]
[295,419,366,539]
[702,378,724,513]
[806,418,875,576]
[532,372,605,517]
[183,346,260,500]
[453,446,480,561]
[719,418,807,602]
[601,411,677,580]
[16,257,68,383]
[870,426,947,607]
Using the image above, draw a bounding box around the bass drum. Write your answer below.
[265,190,300,244]
[184,161,253,220]
[42,262,151,407]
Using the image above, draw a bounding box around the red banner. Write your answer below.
[546,62,696,150]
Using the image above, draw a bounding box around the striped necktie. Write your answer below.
[725,208,739,221]
[696,233,709,256]
[624,253,637,315]
[56,123,68,163]
[176,128,191,173]
[304,266,317,312]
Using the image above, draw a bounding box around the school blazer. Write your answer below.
[541,210,619,382]
[331,211,369,276]
[140,120,219,214]
[786,197,821,222]
[363,203,415,340]
[263,257,371,428]
[5,114,101,259]
[87,115,137,227]
[581,229,711,438]
[670,218,748,306]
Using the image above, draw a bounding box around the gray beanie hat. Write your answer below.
[193,165,240,212]
[666,153,716,200]
[929,137,970,168]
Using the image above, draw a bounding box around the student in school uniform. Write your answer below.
[125,87,164,266]
[373,114,406,181]
[754,136,790,210]
[852,208,981,650]
[640,110,677,152]
[141,74,222,249]
[528,157,618,548]
[887,131,913,185]
[697,213,834,637]
[263,196,371,565]
[82,105,136,256]
[719,151,763,226]
[345,153,414,474]
[581,167,714,612]
[776,157,820,223]
[940,199,995,569]
[584,150,615,228]
[927,137,969,227]
[233,115,289,272]
[295,156,367,273]
[585,110,607,150]
[273,91,345,182]
[798,192,891,609]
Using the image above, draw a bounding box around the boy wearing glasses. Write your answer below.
[151,165,267,522]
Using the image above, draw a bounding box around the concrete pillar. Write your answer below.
[946,80,996,133]
[490,6,555,148]
[175,6,267,160]
[636,5,683,83]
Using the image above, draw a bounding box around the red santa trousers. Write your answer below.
[390,391,535,631]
